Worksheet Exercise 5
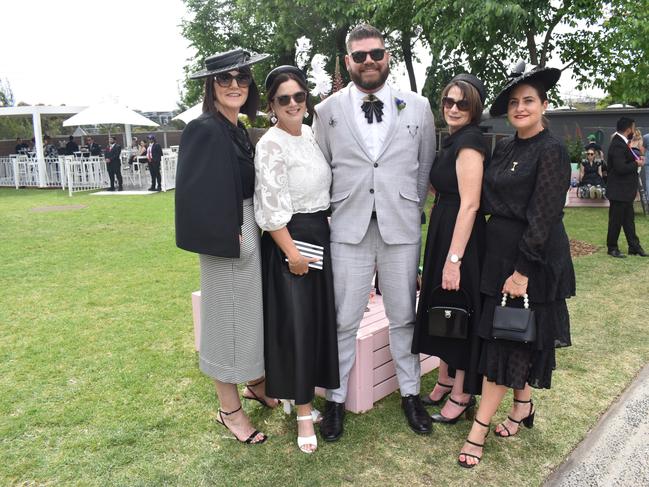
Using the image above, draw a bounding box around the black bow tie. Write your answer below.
[361,94,384,124]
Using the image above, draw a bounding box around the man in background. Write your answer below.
[606,117,646,257]
[87,137,102,156]
[104,136,123,191]
[146,134,162,191]
[65,135,79,156]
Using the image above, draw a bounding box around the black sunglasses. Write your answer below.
[274,91,307,106]
[350,48,386,64]
[214,72,252,88]
[442,96,470,111]
[587,152,595,156]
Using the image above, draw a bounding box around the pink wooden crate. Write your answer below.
[191,291,438,413]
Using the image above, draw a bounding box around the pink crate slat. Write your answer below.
[373,345,392,368]
[373,376,399,402]
[345,333,375,413]
[373,359,396,385]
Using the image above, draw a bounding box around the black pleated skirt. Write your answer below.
[261,211,340,404]
[412,195,485,395]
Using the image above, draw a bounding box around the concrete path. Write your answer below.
[544,363,649,487]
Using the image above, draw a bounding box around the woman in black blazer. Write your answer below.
[175,49,278,445]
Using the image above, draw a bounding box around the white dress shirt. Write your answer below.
[350,83,393,160]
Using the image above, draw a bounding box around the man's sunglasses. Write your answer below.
[442,96,470,111]
[214,72,252,88]
[350,48,386,64]
[274,91,307,106]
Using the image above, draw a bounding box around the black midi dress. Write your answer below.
[412,124,489,395]
[477,129,575,390]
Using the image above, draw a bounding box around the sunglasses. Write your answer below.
[214,72,252,88]
[587,152,595,156]
[350,48,386,64]
[274,91,307,106]
[442,96,470,111]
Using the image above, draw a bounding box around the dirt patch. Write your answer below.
[570,239,599,258]
[30,205,87,213]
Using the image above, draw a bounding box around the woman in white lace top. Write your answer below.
[254,66,340,454]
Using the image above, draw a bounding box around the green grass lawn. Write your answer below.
[1,188,648,487]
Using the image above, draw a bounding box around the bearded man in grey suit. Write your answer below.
[313,24,436,441]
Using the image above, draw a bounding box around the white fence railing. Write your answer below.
[0,157,16,187]
[65,157,110,196]
[160,154,177,192]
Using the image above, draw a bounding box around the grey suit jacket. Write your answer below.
[313,84,436,245]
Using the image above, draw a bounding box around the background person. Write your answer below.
[578,148,605,199]
[104,136,123,191]
[146,134,163,191]
[65,135,79,155]
[606,117,646,257]
[254,65,339,453]
[87,137,102,156]
[412,74,489,424]
[458,65,575,468]
[175,49,276,445]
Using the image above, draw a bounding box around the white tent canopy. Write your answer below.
[63,102,159,148]
[172,103,202,124]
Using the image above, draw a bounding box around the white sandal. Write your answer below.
[296,415,318,454]
[281,399,322,423]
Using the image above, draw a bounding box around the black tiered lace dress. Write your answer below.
[477,129,575,390]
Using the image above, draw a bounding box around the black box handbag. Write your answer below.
[427,286,472,339]
[492,293,536,343]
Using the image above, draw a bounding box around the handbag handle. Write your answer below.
[500,293,530,309]
[430,285,473,312]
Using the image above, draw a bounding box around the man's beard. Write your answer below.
[349,63,390,91]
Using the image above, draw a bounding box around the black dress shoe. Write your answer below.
[319,400,345,442]
[401,394,432,434]
[106,187,115,192]
[156,187,162,192]
[118,187,124,191]
[629,247,649,257]
[607,249,626,258]
[148,186,156,191]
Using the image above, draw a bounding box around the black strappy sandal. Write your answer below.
[242,378,278,409]
[431,395,476,424]
[458,418,490,468]
[421,381,454,406]
[216,406,267,444]
[495,398,535,438]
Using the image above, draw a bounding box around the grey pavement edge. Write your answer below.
[544,363,649,487]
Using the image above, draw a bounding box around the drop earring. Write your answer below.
[270,112,278,124]
[303,111,309,119]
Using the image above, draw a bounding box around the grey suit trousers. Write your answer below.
[326,220,421,403]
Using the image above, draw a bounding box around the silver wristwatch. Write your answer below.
[449,254,462,264]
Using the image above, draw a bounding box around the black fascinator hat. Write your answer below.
[264,65,307,91]
[451,73,486,104]
[489,61,561,117]
[190,48,269,80]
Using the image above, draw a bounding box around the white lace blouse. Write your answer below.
[254,125,331,231]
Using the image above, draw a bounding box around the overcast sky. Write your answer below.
[1,1,603,112]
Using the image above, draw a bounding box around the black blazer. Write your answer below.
[175,112,244,258]
[105,144,122,164]
[89,143,102,156]
[150,142,163,164]
[606,134,638,202]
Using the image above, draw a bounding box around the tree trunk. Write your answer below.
[401,30,417,93]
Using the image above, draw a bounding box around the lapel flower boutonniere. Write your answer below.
[328,116,337,127]
[395,98,406,113]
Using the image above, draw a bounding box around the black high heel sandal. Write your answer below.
[458,418,490,468]
[215,406,267,444]
[495,398,535,438]
[431,395,476,424]
[242,378,278,409]
[421,381,453,406]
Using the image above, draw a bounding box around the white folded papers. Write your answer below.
[285,240,324,270]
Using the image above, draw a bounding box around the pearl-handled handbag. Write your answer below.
[492,293,537,343]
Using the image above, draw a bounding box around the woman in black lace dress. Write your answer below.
[458,65,575,468]
[412,74,489,422]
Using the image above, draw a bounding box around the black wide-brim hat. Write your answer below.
[489,62,561,117]
[264,65,307,91]
[189,48,270,80]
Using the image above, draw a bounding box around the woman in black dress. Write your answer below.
[458,65,575,468]
[412,74,489,423]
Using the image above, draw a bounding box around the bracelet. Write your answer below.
[512,277,528,286]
